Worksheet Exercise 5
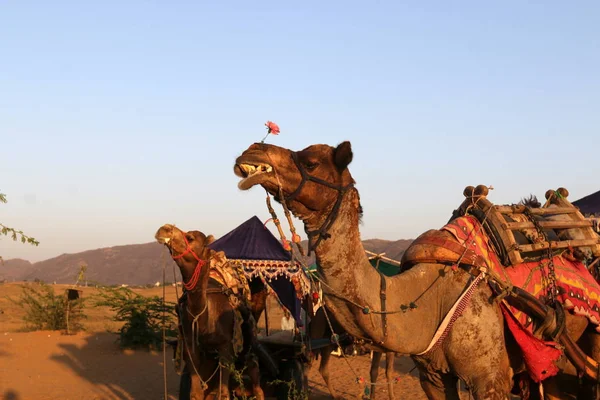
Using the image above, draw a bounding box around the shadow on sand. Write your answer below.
[305,352,427,400]
[50,332,179,400]
[2,390,20,400]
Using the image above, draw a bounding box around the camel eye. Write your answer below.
[303,161,319,171]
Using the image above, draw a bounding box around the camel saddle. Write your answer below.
[448,185,600,267]
[209,250,252,304]
[401,229,488,272]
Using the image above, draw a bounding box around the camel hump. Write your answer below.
[401,229,488,272]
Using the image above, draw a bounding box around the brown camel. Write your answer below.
[155,224,264,400]
[233,141,600,400]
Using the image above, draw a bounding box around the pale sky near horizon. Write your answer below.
[1,1,599,262]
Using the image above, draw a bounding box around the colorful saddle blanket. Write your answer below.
[443,216,600,382]
[443,215,600,331]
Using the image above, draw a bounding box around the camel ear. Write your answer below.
[334,141,353,171]
[205,235,215,245]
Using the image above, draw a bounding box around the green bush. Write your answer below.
[10,283,86,333]
[94,287,177,349]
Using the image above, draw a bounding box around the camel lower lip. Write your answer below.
[237,171,273,190]
[235,161,274,190]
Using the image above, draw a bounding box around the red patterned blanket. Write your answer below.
[443,216,600,382]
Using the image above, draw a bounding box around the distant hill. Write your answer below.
[2,243,165,285]
[1,238,413,285]
[0,258,34,282]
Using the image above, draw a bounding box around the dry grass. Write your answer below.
[0,282,180,333]
[0,282,282,334]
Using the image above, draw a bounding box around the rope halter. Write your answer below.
[285,151,354,256]
[170,232,207,291]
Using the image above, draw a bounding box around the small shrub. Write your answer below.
[10,283,86,332]
[94,287,176,349]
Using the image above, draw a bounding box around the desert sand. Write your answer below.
[0,283,454,399]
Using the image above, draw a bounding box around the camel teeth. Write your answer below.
[240,163,271,176]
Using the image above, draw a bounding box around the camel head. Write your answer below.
[155,224,216,277]
[234,142,356,221]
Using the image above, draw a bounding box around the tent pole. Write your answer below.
[264,299,270,336]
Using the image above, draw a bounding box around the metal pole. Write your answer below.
[66,300,70,335]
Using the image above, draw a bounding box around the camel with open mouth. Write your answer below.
[155,224,264,400]
[233,141,600,400]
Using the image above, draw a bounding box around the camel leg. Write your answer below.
[463,365,516,400]
[443,290,513,399]
[217,366,230,400]
[576,329,600,399]
[516,375,571,400]
[319,347,338,399]
[417,367,460,400]
[190,373,206,400]
[247,359,265,400]
[369,351,382,400]
[541,377,573,400]
[385,352,395,400]
[304,353,313,396]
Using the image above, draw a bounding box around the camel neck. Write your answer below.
[311,189,380,304]
[310,189,465,353]
[179,260,210,315]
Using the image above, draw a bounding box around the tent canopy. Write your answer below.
[209,215,291,261]
[209,215,304,325]
[573,190,600,216]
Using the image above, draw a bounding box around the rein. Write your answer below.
[285,151,354,255]
[170,233,207,291]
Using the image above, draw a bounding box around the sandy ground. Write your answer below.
[0,330,434,400]
[0,283,459,399]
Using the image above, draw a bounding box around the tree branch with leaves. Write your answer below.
[1,191,39,263]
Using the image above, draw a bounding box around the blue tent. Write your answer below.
[573,190,600,216]
[209,216,306,325]
[209,216,292,261]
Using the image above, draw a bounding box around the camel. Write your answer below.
[155,224,264,400]
[155,222,392,399]
[233,141,600,400]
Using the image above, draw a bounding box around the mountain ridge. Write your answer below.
[1,238,413,285]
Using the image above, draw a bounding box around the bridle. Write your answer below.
[169,233,207,292]
[284,151,354,256]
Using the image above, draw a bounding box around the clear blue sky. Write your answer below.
[1,1,598,262]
